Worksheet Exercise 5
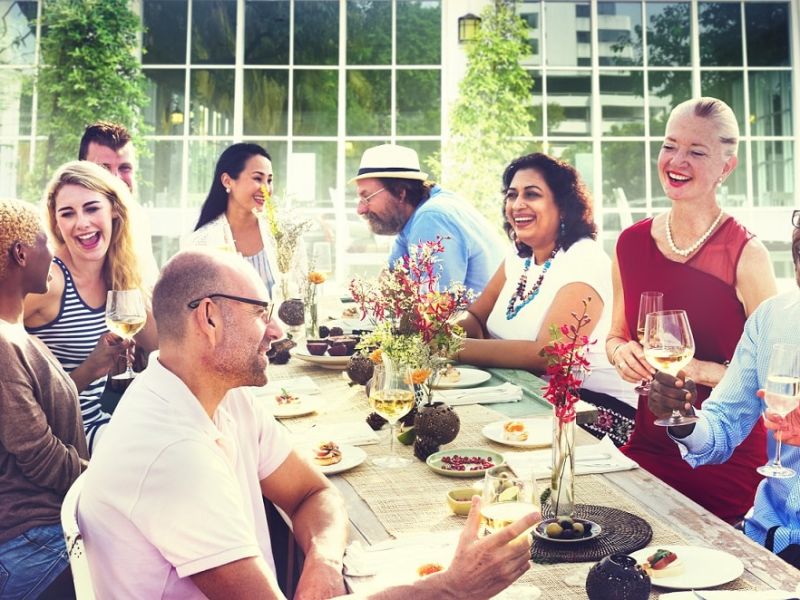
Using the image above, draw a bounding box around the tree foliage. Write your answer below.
[430,0,534,227]
[34,0,148,185]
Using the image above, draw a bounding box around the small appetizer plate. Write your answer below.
[426,448,505,478]
[293,349,350,370]
[482,418,552,449]
[432,367,491,389]
[532,517,602,543]
[628,545,743,590]
[316,445,367,476]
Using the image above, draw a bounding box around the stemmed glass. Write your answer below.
[634,291,663,395]
[480,465,539,535]
[642,310,697,426]
[368,362,415,468]
[105,289,147,380]
[757,343,800,479]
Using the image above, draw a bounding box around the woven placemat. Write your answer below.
[531,504,652,563]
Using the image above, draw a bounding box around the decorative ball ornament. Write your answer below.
[665,209,723,258]
[415,402,460,445]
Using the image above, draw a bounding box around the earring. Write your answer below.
[560,218,565,237]
[225,187,231,194]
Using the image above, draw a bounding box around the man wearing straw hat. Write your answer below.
[352,144,502,294]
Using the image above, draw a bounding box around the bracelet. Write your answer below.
[610,342,626,364]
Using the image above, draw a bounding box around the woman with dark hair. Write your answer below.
[457,153,636,436]
[182,143,280,293]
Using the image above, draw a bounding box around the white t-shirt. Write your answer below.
[78,355,291,599]
[486,238,637,406]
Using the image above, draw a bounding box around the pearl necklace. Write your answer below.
[665,209,724,257]
[506,246,559,320]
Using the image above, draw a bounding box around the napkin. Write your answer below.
[343,531,459,577]
[292,421,379,446]
[436,382,523,406]
[252,376,321,397]
[660,592,797,600]
[505,435,639,478]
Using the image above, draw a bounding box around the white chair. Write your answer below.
[60,474,97,600]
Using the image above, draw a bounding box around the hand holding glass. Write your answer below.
[643,310,697,426]
[635,291,663,394]
[480,465,539,535]
[105,289,146,380]
[757,343,800,479]
[368,362,415,468]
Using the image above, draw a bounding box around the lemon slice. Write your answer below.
[498,485,520,502]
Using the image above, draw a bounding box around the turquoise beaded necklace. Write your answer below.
[505,246,560,320]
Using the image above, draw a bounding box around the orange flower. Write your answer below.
[308,271,327,285]
[408,368,432,385]
[368,348,383,364]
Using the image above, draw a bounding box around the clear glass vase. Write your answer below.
[305,295,319,339]
[551,411,576,518]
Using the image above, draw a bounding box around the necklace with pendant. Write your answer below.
[665,209,724,257]
[506,246,560,320]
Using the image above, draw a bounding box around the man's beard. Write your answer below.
[365,210,406,236]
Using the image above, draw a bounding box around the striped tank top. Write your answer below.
[244,247,275,295]
[26,257,111,451]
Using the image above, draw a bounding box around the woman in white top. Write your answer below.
[457,153,636,445]
[182,143,280,294]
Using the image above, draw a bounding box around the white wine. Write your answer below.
[369,389,415,422]
[107,317,146,339]
[766,375,800,398]
[764,391,800,418]
[480,502,535,534]
[644,347,693,375]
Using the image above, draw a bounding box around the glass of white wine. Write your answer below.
[368,361,416,468]
[757,343,800,479]
[643,309,698,427]
[634,291,663,395]
[480,466,539,536]
[106,289,147,380]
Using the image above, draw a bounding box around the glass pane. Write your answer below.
[397,0,441,65]
[598,2,642,67]
[191,0,236,64]
[528,70,543,136]
[187,140,232,203]
[749,71,792,138]
[347,0,390,65]
[519,1,541,66]
[603,142,646,213]
[752,140,793,207]
[288,141,336,208]
[144,70,185,135]
[396,70,440,136]
[600,71,644,135]
[294,0,339,66]
[244,69,289,135]
[545,1,591,67]
[0,69,34,136]
[650,141,668,209]
[139,140,184,208]
[647,2,690,67]
[0,141,28,198]
[244,0,289,64]
[190,69,235,136]
[648,70,691,137]
[546,72,591,136]
[346,70,390,136]
[745,3,789,67]
[143,0,187,64]
[549,142,593,195]
[699,2,742,66]
[402,140,440,181]
[249,140,288,198]
[0,1,37,65]
[151,236,181,269]
[700,70,744,132]
[293,70,338,136]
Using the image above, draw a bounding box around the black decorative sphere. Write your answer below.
[586,554,650,600]
[415,402,460,445]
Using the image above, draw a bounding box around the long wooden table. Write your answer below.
[270,358,800,598]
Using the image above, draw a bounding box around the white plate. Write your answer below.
[293,349,351,370]
[270,398,317,418]
[629,545,743,590]
[433,368,491,389]
[315,445,367,475]
[482,418,552,448]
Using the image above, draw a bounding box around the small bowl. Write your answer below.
[446,487,477,516]
[306,340,329,356]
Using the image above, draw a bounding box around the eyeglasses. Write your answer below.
[187,293,274,322]
[357,187,386,206]
[793,209,800,229]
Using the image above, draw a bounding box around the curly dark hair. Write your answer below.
[501,153,596,258]
[379,178,435,208]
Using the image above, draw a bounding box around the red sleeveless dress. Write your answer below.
[618,217,766,523]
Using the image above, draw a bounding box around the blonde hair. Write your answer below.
[668,97,740,157]
[44,161,142,292]
[0,199,41,280]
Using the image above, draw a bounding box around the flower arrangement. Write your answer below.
[303,266,327,338]
[349,237,474,405]
[260,184,312,278]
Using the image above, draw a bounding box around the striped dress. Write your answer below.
[26,257,111,453]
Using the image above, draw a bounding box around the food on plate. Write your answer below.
[502,420,528,442]
[416,562,444,577]
[541,517,594,540]
[439,364,461,384]
[341,306,359,318]
[440,454,495,472]
[641,549,682,578]
[313,441,342,466]
[275,388,299,405]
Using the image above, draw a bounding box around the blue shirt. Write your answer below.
[388,186,503,295]
[673,290,800,554]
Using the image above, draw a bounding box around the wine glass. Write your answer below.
[643,310,697,427]
[634,291,664,395]
[368,361,415,468]
[105,289,147,380]
[757,343,800,479]
[480,465,539,536]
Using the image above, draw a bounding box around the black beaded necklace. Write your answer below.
[505,246,560,320]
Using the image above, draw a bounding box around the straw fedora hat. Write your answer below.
[349,144,428,183]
